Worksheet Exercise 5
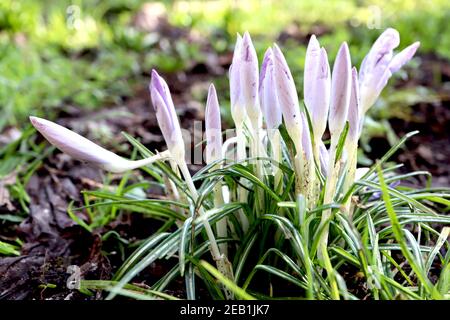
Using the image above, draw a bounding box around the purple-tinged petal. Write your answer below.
[347,67,360,142]
[229,34,245,125]
[230,34,243,107]
[259,48,273,93]
[360,28,400,84]
[150,70,184,157]
[389,41,420,73]
[319,140,329,177]
[301,113,313,161]
[240,32,260,121]
[272,44,302,148]
[329,42,352,137]
[304,35,321,111]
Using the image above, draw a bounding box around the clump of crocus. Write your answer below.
[30,27,420,299]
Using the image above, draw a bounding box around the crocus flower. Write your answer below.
[205,84,223,164]
[355,167,369,181]
[240,32,260,127]
[359,28,420,113]
[272,44,303,151]
[150,70,185,161]
[347,67,360,144]
[328,42,352,137]
[304,35,321,100]
[389,42,420,73]
[229,34,246,126]
[259,48,281,131]
[30,116,166,173]
[304,42,331,141]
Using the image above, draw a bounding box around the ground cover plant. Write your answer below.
[27,27,450,300]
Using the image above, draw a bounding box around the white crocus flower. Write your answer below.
[30,116,168,173]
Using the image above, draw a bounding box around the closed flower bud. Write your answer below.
[347,67,360,143]
[229,34,246,126]
[30,116,166,173]
[259,48,281,131]
[301,112,312,161]
[329,42,352,137]
[359,28,419,113]
[150,70,185,161]
[205,84,223,164]
[360,28,400,85]
[319,140,329,177]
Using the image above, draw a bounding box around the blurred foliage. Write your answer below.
[0,0,448,131]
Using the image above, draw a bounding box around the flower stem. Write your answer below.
[270,130,283,190]
[214,181,228,256]
[177,161,222,261]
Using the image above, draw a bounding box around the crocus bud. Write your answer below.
[240,32,260,125]
[300,112,312,161]
[388,41,420,73]
[319,140,329,177]
[259,48,281,131]
[229,34,246,126]
[150,70,185,161]
[329,42,352,137]
[205,84,223,164]
[30,117,166,173]
[304,35,321,108]
[304,45,331,140]
[347,67,360,144]
[359,28,419,113]
[272,44,302,150]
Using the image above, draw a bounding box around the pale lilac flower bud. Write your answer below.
[240,32,260,123]
[360,28,400,85]
[30,117,165,173]
[388,41,420,73]
[347,67,360,143]
[329,42,352,137]
[259,48,281,130]
[150,70,185,160]
[304,45,331,140]
[272,44,302,149]
[205,84,223,164]
[229,34,246,126]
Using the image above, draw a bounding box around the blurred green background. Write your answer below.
[0,0,448,133]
